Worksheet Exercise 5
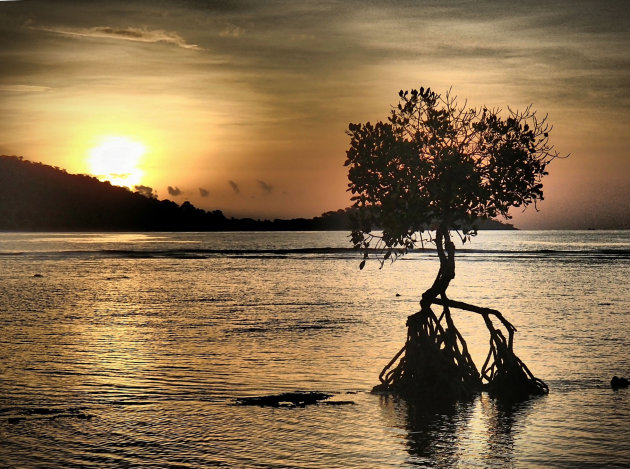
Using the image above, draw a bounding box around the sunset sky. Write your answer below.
[0,0,628,228]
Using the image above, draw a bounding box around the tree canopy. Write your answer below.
[345,86,560,263]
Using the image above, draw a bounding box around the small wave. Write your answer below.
[457,248,630,260]
[180,297,222,303]
[8,246,630,261]
[108,400,154,406]
[544,377,614,392]
[230,317,358,335]
[238,301,334,308]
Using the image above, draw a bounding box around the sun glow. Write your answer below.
[88,136,146,188]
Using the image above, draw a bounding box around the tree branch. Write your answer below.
[430,297,516,333]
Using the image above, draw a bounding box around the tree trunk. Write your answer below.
[373,226,548,401]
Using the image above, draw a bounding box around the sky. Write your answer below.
[0,0,628,229]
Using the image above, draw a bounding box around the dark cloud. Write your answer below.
[257,179,273,194]
[167,186,182,196]
[228,180,240,194]
[199,187,209,197]
[134,185,156,199]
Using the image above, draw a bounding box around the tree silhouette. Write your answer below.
[346,86,561,401]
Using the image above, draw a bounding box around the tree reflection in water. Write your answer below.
[479,394,538,467]
[378,393,538,467]
[378,395,472,467]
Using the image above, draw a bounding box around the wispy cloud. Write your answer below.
[34,25,201,50]
[199,187,209,197]
[228,180,240,194]
[167,186,182,196]
[0,85,51,93]
[219,25,244,38]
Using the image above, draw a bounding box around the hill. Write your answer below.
[0,156,229,231]
[0,155,515,231]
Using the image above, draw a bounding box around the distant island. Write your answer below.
[0,155,515,231]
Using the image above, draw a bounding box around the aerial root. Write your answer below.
[373,298,548,401]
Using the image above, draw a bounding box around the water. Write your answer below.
[0,231,628,468]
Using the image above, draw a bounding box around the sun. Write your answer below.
[88,136,146,188]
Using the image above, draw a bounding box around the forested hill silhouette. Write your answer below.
[0,155,515,231]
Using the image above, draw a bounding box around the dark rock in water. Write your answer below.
[235,391,332,407]
[611,376,629,388]
[33,273,43,278]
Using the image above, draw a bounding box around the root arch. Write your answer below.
[374,296,548,400]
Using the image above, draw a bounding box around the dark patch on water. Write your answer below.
[235,391,333,407]
[234,392,357,408]
[3,406,93,424]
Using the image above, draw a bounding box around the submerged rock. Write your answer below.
[611,376,629,388]
[235,391,333,407]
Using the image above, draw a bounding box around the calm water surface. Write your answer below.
[0,231,628,468]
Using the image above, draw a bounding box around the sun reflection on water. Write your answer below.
[0,231,628,467]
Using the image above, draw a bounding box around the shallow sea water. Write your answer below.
[0,231,628,468]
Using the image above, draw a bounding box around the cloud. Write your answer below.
[199,187,209,197]
[257,179,273,194]
[219,25,244,38]
[34,25,201,50]
[228,180,240,194]
[0,85,51,93]
[134,185,156,199]
[167,186,182,196]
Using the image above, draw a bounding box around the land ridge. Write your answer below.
[0,155,515,232]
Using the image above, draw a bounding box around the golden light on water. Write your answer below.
[88,136,146,188]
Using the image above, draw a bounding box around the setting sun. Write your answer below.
[88,136,146,188]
